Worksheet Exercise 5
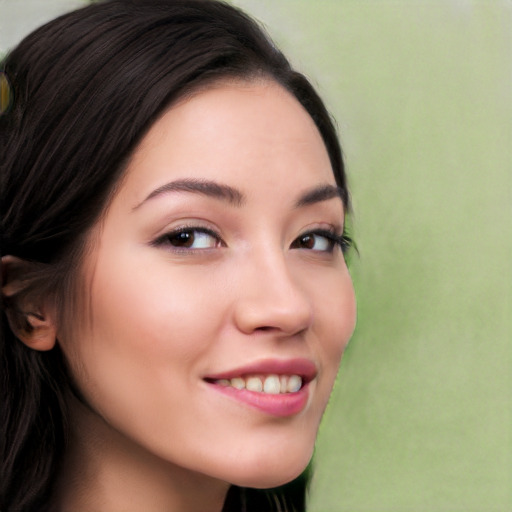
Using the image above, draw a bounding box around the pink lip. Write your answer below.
[203,358,317,418]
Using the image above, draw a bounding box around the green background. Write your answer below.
[1,1,510,510]
[232,2,511,511]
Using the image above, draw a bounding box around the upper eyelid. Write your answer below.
[296,223,344,237]
[152,220,222,237]
[159,224,341,239]
[151,224,223,247]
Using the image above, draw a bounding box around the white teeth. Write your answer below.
[287,375,302,393]
[214,374,303,394]
[231,377,245,390]
[246,377,263,392]
[263,375,281,394]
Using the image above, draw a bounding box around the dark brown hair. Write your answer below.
[0,1,348,510]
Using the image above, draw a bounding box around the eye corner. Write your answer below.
[339,232,353,253]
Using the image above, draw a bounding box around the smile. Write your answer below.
[203,359,316,417]
[213,374,303,394]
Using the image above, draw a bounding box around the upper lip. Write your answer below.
[204,358,317,383]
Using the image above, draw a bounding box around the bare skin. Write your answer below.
[54,399,228,512]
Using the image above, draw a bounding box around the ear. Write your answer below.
[1,255,57,351]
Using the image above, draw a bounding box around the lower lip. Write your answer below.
[206,382,310,417]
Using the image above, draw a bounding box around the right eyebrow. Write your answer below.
[132,178,246,210]
[294,184,345,208]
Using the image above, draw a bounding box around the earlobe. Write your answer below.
[1,255,57,351]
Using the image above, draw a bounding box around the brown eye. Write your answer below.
[168,231,195,248]
[164,228,220,249]
[297,234,315,249]
[291,231,336,252]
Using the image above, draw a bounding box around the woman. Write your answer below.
[0,1,356,510]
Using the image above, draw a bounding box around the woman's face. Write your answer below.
[60,80,356,488]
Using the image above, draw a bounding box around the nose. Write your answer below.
[233,249,314,336]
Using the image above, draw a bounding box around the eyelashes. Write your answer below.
[152,225,353,256]
[290,228,353,254]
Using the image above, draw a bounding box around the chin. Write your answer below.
[224,445,313,489]
[233,465,308,490]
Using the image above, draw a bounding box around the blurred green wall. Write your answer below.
[2,1,510,510]
[232,1,511,510]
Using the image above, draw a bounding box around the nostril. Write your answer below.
[255,326,274,332]
[253,323,309,335]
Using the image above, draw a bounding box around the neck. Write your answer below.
[53,398,229,512]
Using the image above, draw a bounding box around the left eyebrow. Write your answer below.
[132,178,245,210]
[294,184,344,208]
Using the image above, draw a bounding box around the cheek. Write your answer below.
[65,251,226,417]
[93,250,223,343]
[313,268,356,387]
[328,271,356,352]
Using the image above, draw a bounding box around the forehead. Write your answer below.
[121,80,336,205]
